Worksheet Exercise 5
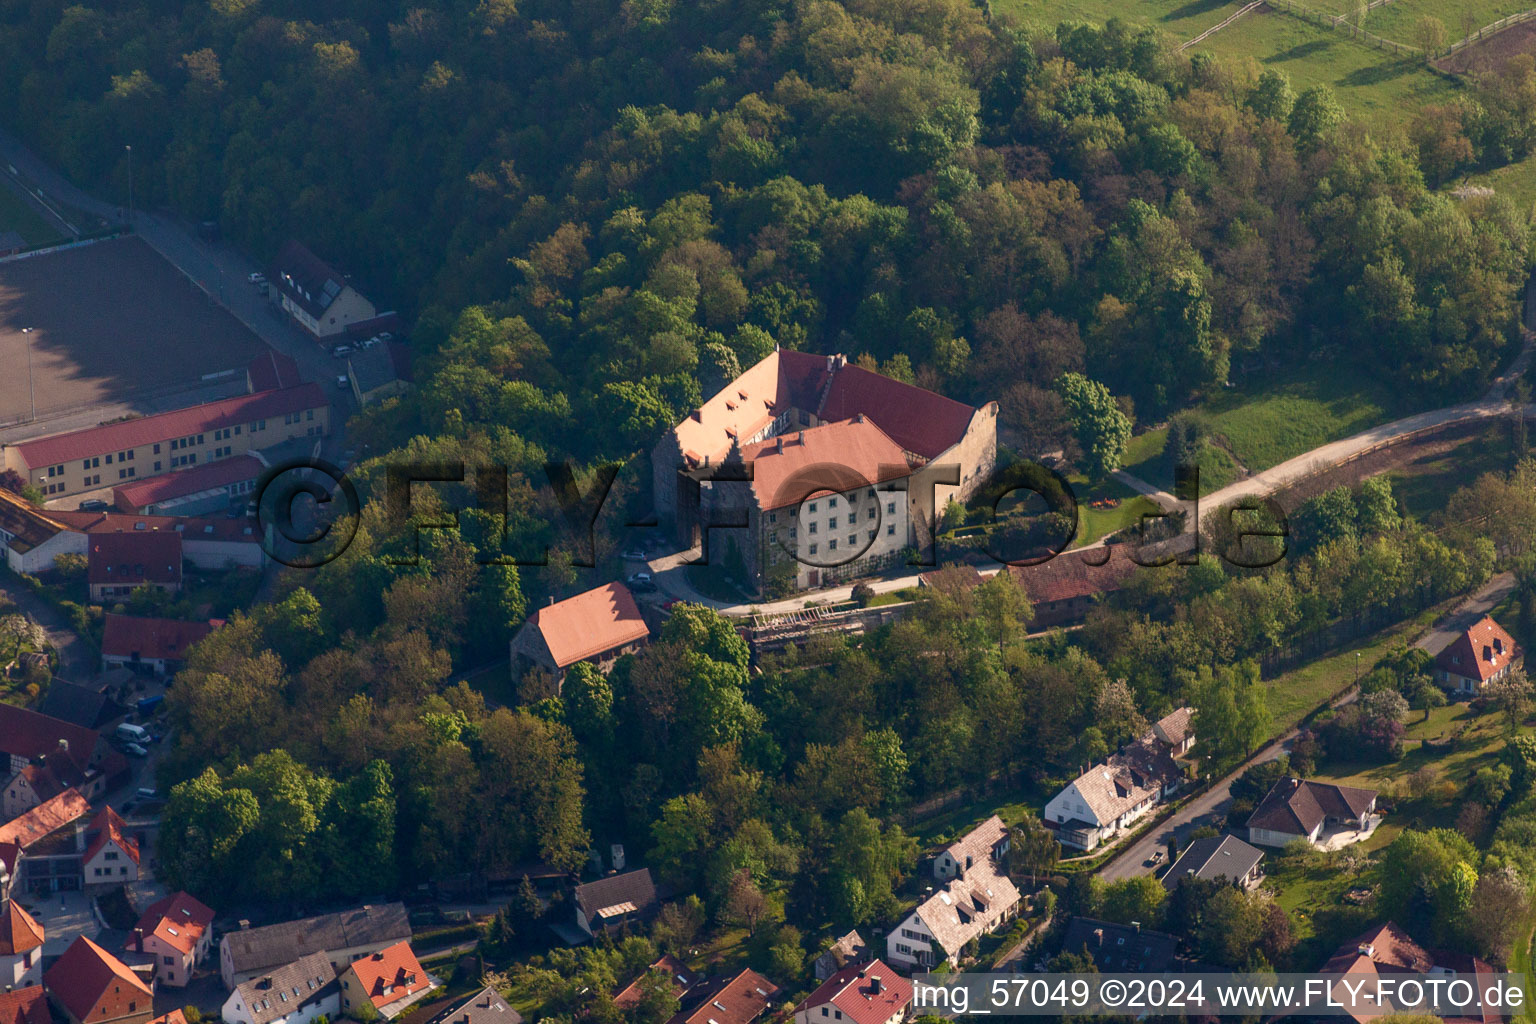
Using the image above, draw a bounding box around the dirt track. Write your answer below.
[1435,19,1536,74]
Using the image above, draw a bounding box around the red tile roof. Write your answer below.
[0,704,101,771]
[133,891,213,956]
[87,531,182,587]
[740,418,911,511]
[0,985,50,1024]
[17,762,67,804]
[1007,548,1137,605]
[344,941,430,1010]
[84,806,139,866]
[148,1011,190,1024]
[1435,616,1519,683]
[795,960,912,1024]
[529,582,649,669]
[817,360,979,459]
[51,508,263,544]
[0,788,91,849]
[13,384,325,469]
[44,936,152,1024]
[613,955,699,1010]
[113,455,264,511]
[0,899,45,956]
[668,968,781,1024]
[1320,922,1503,1024]
[101,614,216,662]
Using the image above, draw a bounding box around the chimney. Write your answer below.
[797,431,804,445]
[854,412,864,424]
[1131,921,1141,932]
[58,739,69,754]
[239,920,250,930]
[869,977,882,994]
[690,409,703,422]
[548,596,555,606]
[135,928,144,952]
[826,355,835,372]
[776,437,783,454]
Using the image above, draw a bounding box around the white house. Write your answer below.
[1042,708,1193,852]
[1434,616,1521,694]
[793,960,912,1024]
[131,892,214,988]
[1245,778,1378,848]
[0,898,45,989]
[934,814,1010,881]
[885,860,1020,970]
[81,807,139,886]
[221,951,340,1024]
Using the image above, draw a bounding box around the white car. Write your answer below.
[331,344,353,357]
[123,742,149,758]
[248,272,266,284]
[336,375,350,390]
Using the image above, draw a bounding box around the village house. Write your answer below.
[1042,708,1194,851]
[219,903,411,989]
[36,681,122,730]
[113,455,265,516]
[1435,615,1521,695]
[87,532,182,603]
[129,891,214,987]
[269,242,377,340]
[337,942,433,1020]
[812,931,869,982]
[44,935,155,1024]
[1007,549,1137,629]
[82,806,139,886]
[886,817,1022,971]
[1057,919,1178,973]
[1160,835,1264,891]
[933,814,1011,881]
[101,615,218,676]
[664,968,781,1024]
[573,868,661,938]
[0,490,267,576]
[651,349,998,593]
[0,704,127,805]
[613,955,699,1010]
[423,986,522,1024]
[2,754,86,820]
[220,951,339,1024]
[0,898,45,989]
[1245,778,1379,848]
[793,960,912,1024]
[509,582,650,686]
[0,789,92,894]
[1317,922,1504,1024]
[0,985,49,1024]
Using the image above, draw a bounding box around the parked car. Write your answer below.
[78,499,109,511]
[136,787,159,800]
[331,344,353,357]
[630,579,658,593]
[622,549,646,560]
[377,331,394,342]
[248,272,266,284]
[628,571,653,584]
[335,375,350,390]
[122,742,148,758]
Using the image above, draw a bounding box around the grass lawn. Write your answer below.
[1457,152,1536,211]
[1386,423,1515,521]
[1196,361,1405,473]
[1077,494,1159,547]
[1262,602,1447,731]
[1192,8,1461,128]
[0,182,56,246]
[910,790,1047,846]
[1364,0,1534,44]
[1119,429,1243,494]
[992,0,1246,40]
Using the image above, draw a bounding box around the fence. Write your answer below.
[1442,7,1536,58]
[1264,0,1422,56]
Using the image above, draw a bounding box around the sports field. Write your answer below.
[0,236,270,426]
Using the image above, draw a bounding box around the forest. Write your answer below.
[4,0,1536,985]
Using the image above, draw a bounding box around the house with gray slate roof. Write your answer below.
[219,903,410,989]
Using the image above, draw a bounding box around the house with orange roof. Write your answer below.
[1315,922,1504,1024]
[337,942,435,1020]
[651,350,998,593]
[0,898,45,988]
[44,935,154,1024]
[0,985,50,1024]
[0,702,125,803]
[129,891,213,987]
[82,807,139,886]
[101,614,218,676]
[0,789,92,894]
[1435,615,1522,695]
[509,582,650,684]
[664,967,780,1024]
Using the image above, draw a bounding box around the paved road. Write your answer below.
[1096,577,1522,882]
